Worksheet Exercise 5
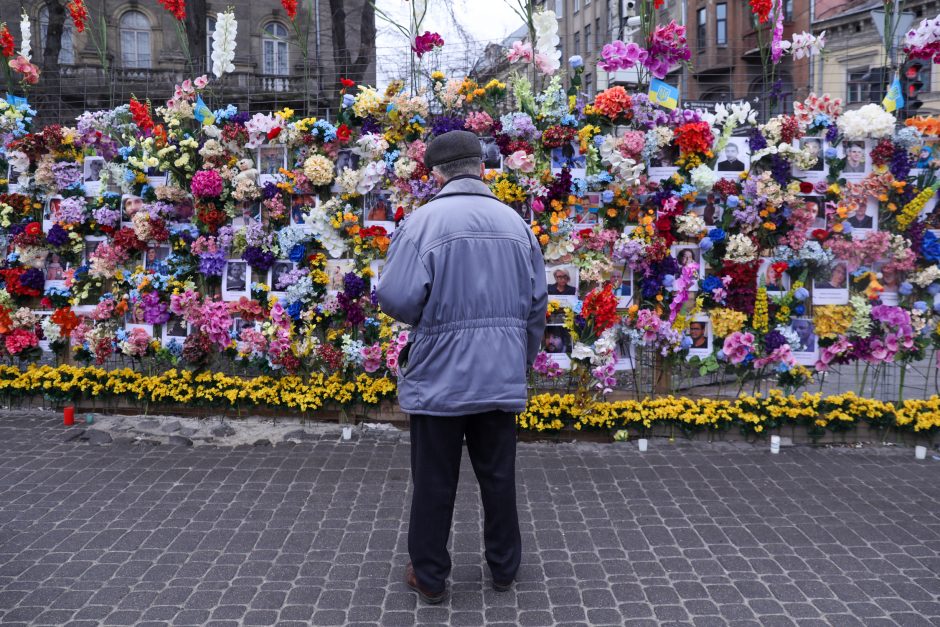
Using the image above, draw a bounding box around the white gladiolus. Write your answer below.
[19,11,30,60]
[211,11,237,79]
[532,11,561,75]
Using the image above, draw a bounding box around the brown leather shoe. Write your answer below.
[405,562,446,604]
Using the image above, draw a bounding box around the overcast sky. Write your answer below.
[374,0,525,86]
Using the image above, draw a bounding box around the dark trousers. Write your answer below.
[408,410,522,593]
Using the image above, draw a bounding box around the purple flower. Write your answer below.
[764,330,787,352]
[243,246,275,271]
[52,161,83,189]
[360,117,382,135]
[91,206,121,228]
[45,224,69,247]
[55,197,87,224]
[19,268,45,292]
[198,250,227,276]
[262,182,280,200]
[430,115,466,137]
[889,147,912,181]
[140,292,170,325]
[342,272,366,299]
[748,128,768,152]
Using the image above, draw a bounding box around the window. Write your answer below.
[784,0,794,21]
[574,33,580,57]
[120,11,151,69]
[262,22,289,75]
[573,0,580,13]
[38,5,75,65]
[697,8,706,51]
[716,4,727,46]
[846,67,889,103]
[584,72,592,96]
[595,18,601,47]
[555,0,563,14]
[206,16,216,73]
[584,25,591,55]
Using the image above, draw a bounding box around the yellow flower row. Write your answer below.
[1,366,938,436]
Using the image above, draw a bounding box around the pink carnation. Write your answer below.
[191,169,224,198]
[722,331,755,365]
[5,328,38,355]
[465,112,494,135]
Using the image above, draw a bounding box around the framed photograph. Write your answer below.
[36,310,53,352]
[146,167,168,188]
[290,194,317,228]
[759,258,789,296]
[685,316,713,358]
[812,262,850,305]
[607,268,633,308]
[841,140,869,178]
[83,156,105,194]
[804,196,827,231]
[793,136,827,177]
[222,259,250,300]
[44,252,68,288]
[83,236,106,264]
[550,140,587,177]
[334,149,361,176]
[714,137,750,177]
[121,194,144,224]
[143,245,171,273]
[480,137,503,171]
[647,144,679,182]
[672,244,704,288]
[845,197,878,238]
[545,264,579,303]
[542,325,572,369]
[44,196,62,228]
[325,259,355,293]
[613,333,635,371]
[364,190,394,225]
[162,317,190,345]
[570,198,599,225]
[369,259,385,294]
[232,201,263,229]
[256,145,287,183]
[7,163,23,192]
[875,262,901,306]
[269,260,295,296]
[689,194,722,227]
[790,317,819,365]
[124,322,154,340]
[230,315,256,339]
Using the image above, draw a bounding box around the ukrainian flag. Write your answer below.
[194,96,216,126]
[882,76,904,113]
[649,79,679,110]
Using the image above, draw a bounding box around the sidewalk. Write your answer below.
[0,415,937,626]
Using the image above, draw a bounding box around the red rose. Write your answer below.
[25,222,41,236]
[771,261,789,275]
[340,78,355,88]
[267,127,282,140]
[799,181,814,194]
[336,124,351,143]
[811,229,829,241]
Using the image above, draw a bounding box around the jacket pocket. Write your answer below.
[398,342,412,378]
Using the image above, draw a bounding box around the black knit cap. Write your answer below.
[423,130,482,169]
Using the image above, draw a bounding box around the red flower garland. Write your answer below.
[66,0,88,33]
[0,24,14,58]
[157,0,186,21]
[722,260,760,315]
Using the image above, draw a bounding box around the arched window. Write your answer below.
[262,22,289,75]
[120,11,151,69]
[38,5,75,65]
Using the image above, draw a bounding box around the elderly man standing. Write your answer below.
[377,130,548,604]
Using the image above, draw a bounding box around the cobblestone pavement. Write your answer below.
[1,415,939,626]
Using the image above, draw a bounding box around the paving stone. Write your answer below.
[0,415,936,626]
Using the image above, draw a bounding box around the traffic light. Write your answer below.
[901,60,927,117]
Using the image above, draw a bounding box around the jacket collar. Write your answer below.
[435,175,497,199]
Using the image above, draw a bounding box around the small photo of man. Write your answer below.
[649,144,678,169]
[83,156,105,182]
[715,139,748,173]
[546,266,578,297]
[790,318,817,354]
[223,260,249,299]
[843,141,867,174]
[687,319,710,350]
[334,149,360,176]
[257,145,287,176]
[480,137,502,171]
[122,194,144,223]
[846,199,878,233]
[542,326,572,354]
[798,137,826,173]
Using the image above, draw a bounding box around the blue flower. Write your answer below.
[701,275,722,292]
[699,238,714,252]
[842,222,854,234]
[922,231,940,262]
[928,283,940,296]
[794,287,809,301]
[662,275,675,288]
[680,335,692,349]
[601,190,614,203]
[708,228,726,243]
[287,301,302,319]
[825,147,838,159]
[569,55,584,69]
[726,195,739,208]
[899,282,914,295]
[717,350,727,361]
[794,304,805,316]
[914,301,928,311]
[288,244,305,263]
[342,94,355,109]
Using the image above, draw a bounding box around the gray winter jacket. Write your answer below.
[377,176,548,416]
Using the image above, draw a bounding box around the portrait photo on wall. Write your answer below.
[759,258,789,295]
[121,194,144,224]
[613,333,635,371]
[794,136,827,176]
[231,315,256,339]
[364,190,394,224]
[162,317,190,345]
[606,268,633,308]
[841,140,869,177]
[550,140,587,175]
[6,163,23,192]
[570,198,599,225]
[83,156,105,194]
[334,149,361,176]
[672,245,703,287]
[83,237,105,265]
[812,262,850,305]
[256,145,287,180]
[143,245,171,273]
[912,142,936,171]
[714,137,750,175]
[480,137,503,171]
[542,325,573,354]
[790,317,819,364]
[222,259,250,300]
[269,260,295,295]
[875,261,901,305]
[325,259,355,293]
[290,194,317,227]
[804,196,827,230]
[647,144,679,182]
[685,316,712,357]
[545,265,579,301]
[689,194,722,226]
[845,198,879,237]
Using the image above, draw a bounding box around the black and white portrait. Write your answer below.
[222,260,249,299]
[480,137,502,171]
[715,138,749,173]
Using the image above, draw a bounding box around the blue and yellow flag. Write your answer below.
[194,96,216,126]
[883,76,905,113]
[4,93,26,107]
[649,78,679,110]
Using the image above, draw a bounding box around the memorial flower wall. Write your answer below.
[1,10,940,429]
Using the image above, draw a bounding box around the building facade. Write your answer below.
[0,0,376,125]
[813,0,939,114]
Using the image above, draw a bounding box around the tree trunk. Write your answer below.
[42,0,66,73]
[185,0,208,74]
[328,0,375,90]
